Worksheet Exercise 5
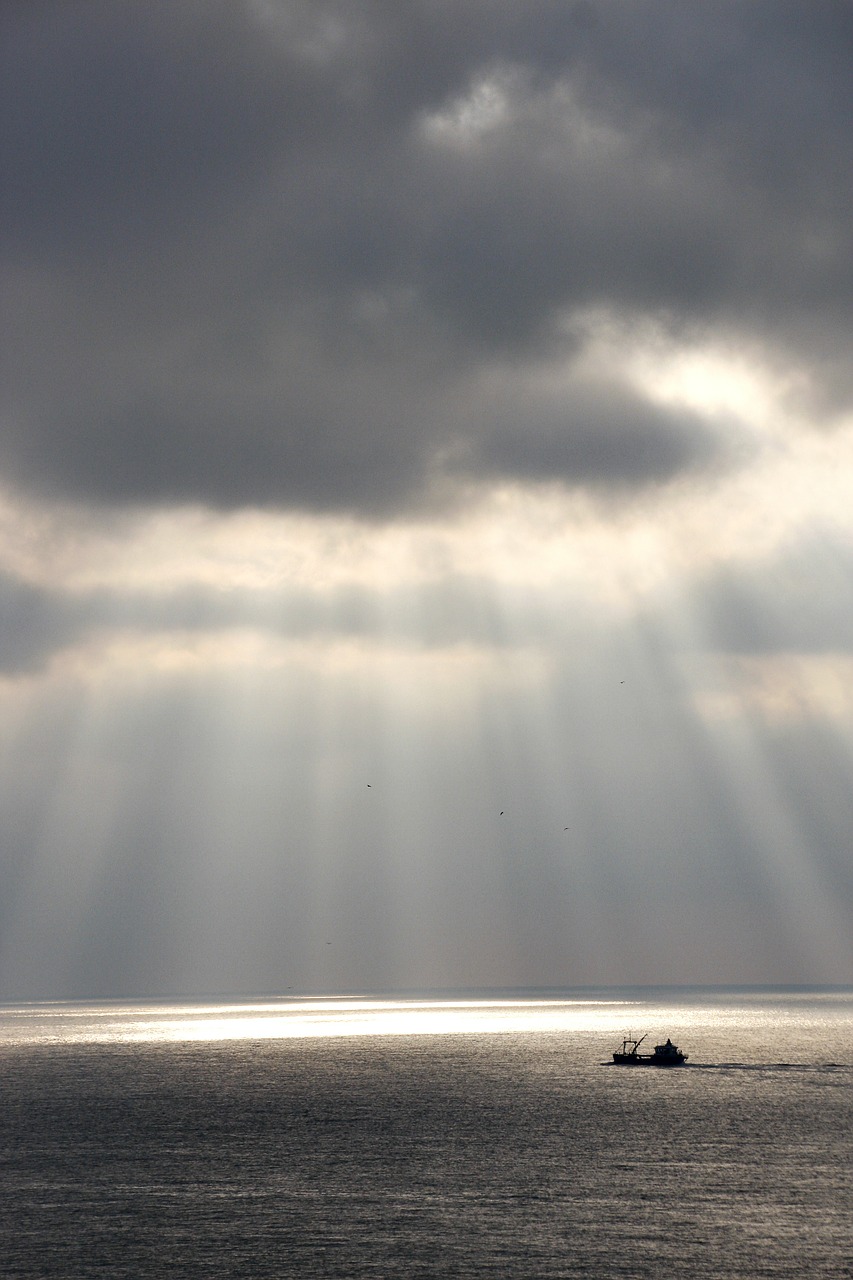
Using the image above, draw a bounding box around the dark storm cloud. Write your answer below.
[1,1,851,515]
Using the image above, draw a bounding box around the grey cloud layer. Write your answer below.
[2,1,851,515]
[0,564,569,674]
[4,532,853,678]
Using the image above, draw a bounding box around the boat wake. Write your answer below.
[686,1061,849,1073]
[601,1060,849,1073]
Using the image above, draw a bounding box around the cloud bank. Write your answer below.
[3,0,852,516]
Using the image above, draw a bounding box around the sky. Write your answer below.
[1,0,852,1000]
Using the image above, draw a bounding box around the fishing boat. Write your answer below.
[612,1033,687,1066]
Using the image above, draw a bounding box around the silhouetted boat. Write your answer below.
[612,1033,687,1066]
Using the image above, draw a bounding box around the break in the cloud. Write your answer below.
[1,2,852,997]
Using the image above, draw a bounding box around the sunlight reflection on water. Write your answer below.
[0,990,849,1047]
[0,996,636,1044]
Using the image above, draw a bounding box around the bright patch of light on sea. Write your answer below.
[0,996,636,1044]
[1,989,849,1048]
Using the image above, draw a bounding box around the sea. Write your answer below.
[0,988,850,1278]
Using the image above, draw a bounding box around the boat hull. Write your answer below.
[612,1053,686,1066]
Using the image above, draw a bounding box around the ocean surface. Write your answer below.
[0,988,850,1278]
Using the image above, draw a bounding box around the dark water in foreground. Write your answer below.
[0,989,850,1278]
